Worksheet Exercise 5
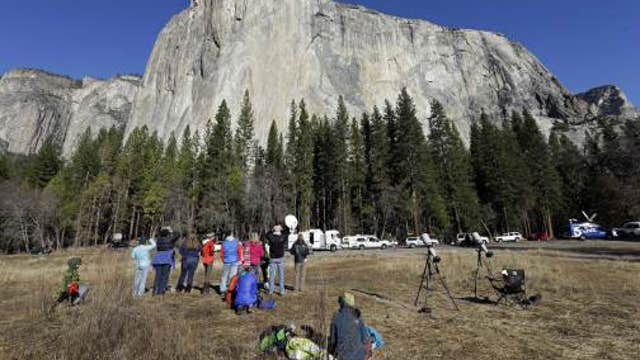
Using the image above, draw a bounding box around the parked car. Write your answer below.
[456,232,489,246]
[612,222,640,240]
[342,235,394,250]
[406,234,440,248]
[495,232,523,243]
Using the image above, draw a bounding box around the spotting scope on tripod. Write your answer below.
[414,235,459,312]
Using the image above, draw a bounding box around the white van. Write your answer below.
[287,229,342,252]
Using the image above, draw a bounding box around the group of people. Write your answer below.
[257,292,385,360]
[129,224,312,310]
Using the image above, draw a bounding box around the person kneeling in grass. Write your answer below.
[234,262,259,315]
[55,257,89,306]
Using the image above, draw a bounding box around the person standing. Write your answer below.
[152,227,180,296]
[201,234,216,295]
[176,234,201,293]
[328,293,370,360]
[131,236,157,297]
[248,232,265,279]
[219,233,243,298]
[290,234,310,292]
[266,224,289,296]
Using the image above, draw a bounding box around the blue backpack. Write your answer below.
[366,326,385,350]
[258,296,276,310]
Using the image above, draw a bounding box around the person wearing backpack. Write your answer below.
[219,233,243,298]
[328,293,370,360]
[201,235,216,295]
[131,236,157,297]
[290,234,310,292]
[176,234,201,293]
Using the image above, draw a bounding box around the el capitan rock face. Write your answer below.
[0,69,140,155]
[126,0,636,144]
[0,0,637,155]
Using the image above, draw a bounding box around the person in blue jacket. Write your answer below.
[219,233,243,298]
[176,234,201,293]
[328,292,370,360]
[234,264,258,314]
[152,227,181,296]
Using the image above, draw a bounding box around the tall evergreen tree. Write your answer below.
[27,137,63,188]
[428,99,480,233]
[348,116,366,232]
[235,90,255,171]
[295,101,314,228]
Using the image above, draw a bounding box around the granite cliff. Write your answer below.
[0,0,636,155]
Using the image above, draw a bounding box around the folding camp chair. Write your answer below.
[489,269,530,308]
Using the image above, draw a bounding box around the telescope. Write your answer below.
[471,232,493,257]
[422,234,441,263]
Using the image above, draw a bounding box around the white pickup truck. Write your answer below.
[494,232,523,243]
[342,235,394,250]
[406,234,440,248]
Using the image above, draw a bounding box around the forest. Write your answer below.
[0,88,638,253]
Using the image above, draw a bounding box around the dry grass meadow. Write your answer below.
[1,243,640,359]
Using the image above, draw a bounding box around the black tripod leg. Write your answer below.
[435,264,459,311]
[414,257,429,306]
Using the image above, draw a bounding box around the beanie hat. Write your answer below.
[340,292,355,307]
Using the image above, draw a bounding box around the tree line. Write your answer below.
[0,88,638,253]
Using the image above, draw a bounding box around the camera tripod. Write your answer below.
[414,250,459,311]
[473,248,495,298]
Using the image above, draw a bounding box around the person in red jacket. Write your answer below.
[201,235,216,295]
[248,232,265,279]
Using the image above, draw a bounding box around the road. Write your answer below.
[311,239,640,262]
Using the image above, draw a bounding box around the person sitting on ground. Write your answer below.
[290,234,310,292]
[152,227,181,296]
[328,292,370,360]
[248,232,264,279]
[176,233,201,293]
[55,257,89,305]
[131,236,157,297]
[266,224,289,296]
[233,262,259,314]
[286,325,327,360]
[257,323,297,356]
[201,234,216,295]
[220,232,243,299]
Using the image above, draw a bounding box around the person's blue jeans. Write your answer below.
[269,257,285,295]
[153,265,171,295]
[220,263,238,293]
[133,265,151,297]
[177,257,199,290]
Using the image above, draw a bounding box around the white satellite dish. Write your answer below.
[285,215,298,232]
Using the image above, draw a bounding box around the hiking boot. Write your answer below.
[185,285,192,294]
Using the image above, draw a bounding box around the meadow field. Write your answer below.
[1,242,639,359]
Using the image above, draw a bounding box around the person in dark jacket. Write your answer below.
[289,234,310,292]
[176,234,201,293]
[152,227,181,296]
[266,224,289,296]
[328,292,370,360]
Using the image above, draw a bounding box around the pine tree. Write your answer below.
[266,120,283,169]
[516,110,562,236]
[334,96,351,233]
[348,116,366,232]
[428,99,480,233]
[295,101,314,228]
[235,90,255,171]
[27,137,63,188]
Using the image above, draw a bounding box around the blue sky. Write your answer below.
[1,0,638,104]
